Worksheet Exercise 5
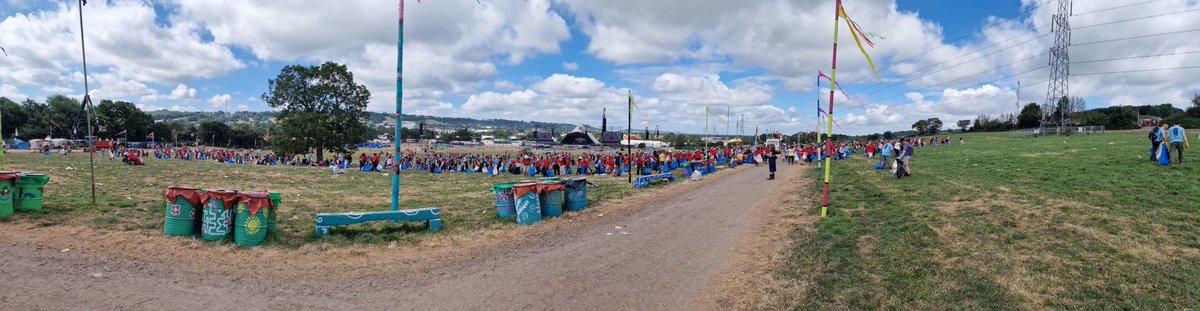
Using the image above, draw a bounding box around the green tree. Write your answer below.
[0,97,28,139]
[261,62,371,161]
[1018,103,1042,129]
[47,95,81,138]
[911,119,929,135]
[18,99,51,139]
[926,118,943,134]
[95,100,154,140]
[956,120,971,132]
[883,131,894,140]
[1188,93,1200,118]
[197,121,232,147]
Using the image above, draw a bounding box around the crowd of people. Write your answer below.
[91,134,978,181]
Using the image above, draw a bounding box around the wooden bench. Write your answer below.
[634,173,676,188]
[314,208,442,237]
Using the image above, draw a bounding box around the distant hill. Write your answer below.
[147,110,598,133]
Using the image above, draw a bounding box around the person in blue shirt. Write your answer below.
[902,140,915,177]
[880,140,894,169]
[1151,124,1166,161]
[1168,124,1189,163]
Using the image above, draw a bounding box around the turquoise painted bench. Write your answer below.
[314,208,442,237]
[634,173,675,188]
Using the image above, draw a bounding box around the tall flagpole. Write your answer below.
[627,90,632,184]
[392,0,404,211]
[78,0,96,205]
[821,0,844,217]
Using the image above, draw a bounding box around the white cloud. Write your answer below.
[207,94,232,110]
[177,0,571,113]
[0,84,27,99]
[531,74,605,98]
[650,73,772,106]
[0,1,242,89]
[494,80,520,91]
[562,61,579,71]
[167,84,198,101]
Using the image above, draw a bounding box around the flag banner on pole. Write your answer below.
[147,132,155,139]
[818,70,851,99]
[263,130,271,142]
[50,120,63,129]
[838,3,880,81]
[115,129,127,136]
[705,107,727,124]
[817,108,844,129]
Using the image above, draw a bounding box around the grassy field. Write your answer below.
[779,131,1200,309]
[1,150,664,248]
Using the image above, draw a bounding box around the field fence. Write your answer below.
[1011,125,1106,137]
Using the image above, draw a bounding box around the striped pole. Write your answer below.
[821,0,843,217]
[392,0,404,212]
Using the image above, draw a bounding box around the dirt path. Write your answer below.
[0,163,804,310]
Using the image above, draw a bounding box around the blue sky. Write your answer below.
[2,0,1198,135]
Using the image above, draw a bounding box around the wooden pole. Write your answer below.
[821,0,844,218]
[392,0,404,211]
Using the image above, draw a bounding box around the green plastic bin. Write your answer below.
[14,174,49,212]
[490,182,517,218]
[200,190,238,242]
[163,187,203,237]
[234,191,271,246]
[0,172,18,218]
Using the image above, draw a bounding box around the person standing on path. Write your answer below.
[1169,124,1188,164]
[766,145,780,180]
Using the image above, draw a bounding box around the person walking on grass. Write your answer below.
[1151,124,1166,161]
[900,139,914,178]
[1169,124,1188,164]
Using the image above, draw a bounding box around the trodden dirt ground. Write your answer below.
[0,163,809,310]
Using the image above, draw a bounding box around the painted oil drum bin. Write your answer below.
[563,177,593,212]
[267,192,282,232]
[0,172,18,218]
[162,187,204,237]
[14,173,49,212]
[512,182,542,225]
[234,191,272,246]
[490,182,517,218]
[537,181,565,218]
[200,190,239,241]
[538,177,561,183]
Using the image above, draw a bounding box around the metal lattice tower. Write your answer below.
[1042,0,1072,133]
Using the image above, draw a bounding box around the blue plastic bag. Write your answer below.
[1159,145,1170,166]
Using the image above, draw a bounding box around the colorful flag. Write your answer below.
[49,120,62,129]
[706,107,726,123]
[818,70,850,99]
[838,3,880,81]
[147,132,155,139]
[115,129,127,136]
[755,126,760,145]
[263,130,271,142]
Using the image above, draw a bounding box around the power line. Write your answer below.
[1071,50,1200,65]
[841,0,1053,88]
[1071,27,1200,46]
[871,64,1048,104]
[1073,0,1164,16]
[1074,7,1200,30]
[1072,65,1200,76]
[858,35,1049,98]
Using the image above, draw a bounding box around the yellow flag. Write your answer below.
[706,107,727,123]
[840,5,880,81]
